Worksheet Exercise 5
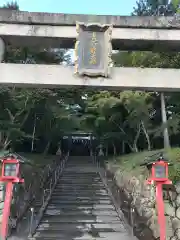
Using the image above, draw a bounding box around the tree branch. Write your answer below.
[6,108,15,122]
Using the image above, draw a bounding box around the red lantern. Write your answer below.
[0,156,24,240]
[145,157,172,240]
[147,160,171,185]
[0,158,21,182]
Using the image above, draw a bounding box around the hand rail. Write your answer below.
[140,151,172,167]
[28,208,34,237]
[143,151,164,161]
[8,154,68,235]
[93,154,105,169]
[98,161,133,236]
[28,155,68,237]
[11,163,52,222]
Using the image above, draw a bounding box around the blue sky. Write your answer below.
[0,0,136,15]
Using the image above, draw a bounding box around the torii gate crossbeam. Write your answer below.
[0,63,179,91]
[0,10,180,51]
[0,10,179,91]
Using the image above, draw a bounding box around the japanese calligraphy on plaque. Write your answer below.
[74,22,113,78]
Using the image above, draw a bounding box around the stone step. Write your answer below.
[52,190,108,194]
[57,182,104,185]
[46,204,115,210]
[53,189,107,192]
[55,184,105,188]
[44,209,118,216]
[51,194,109,198]
[33,231,131,239]
[57,181,102,184]
[37,223,125,232]
[56,186,106,190]
[54,188,106,191]
[61,176,99,178]
[58,180,101,182]
[59,178,100,181]
[49,195,111,200]
[41,215,120,223]
[61,173,99,176]
[30,159,132,240]
[58,179,101,182]
[51,196,110,200]
[48,199,112,204]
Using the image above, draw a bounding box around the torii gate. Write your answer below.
[0,10,179,147]
[0,10,179,90]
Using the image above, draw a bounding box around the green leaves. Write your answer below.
[172,0,180,8]
[171,0,180,13]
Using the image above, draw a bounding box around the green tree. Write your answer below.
[0,2,80,153]
[1,1,19,10]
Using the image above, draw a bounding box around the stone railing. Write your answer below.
[105,162,180,240]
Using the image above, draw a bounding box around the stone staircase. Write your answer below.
[31,157,135,240]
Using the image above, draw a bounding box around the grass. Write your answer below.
[0,151,58,218]
[10,152,58,217]
[107,148,180,184]
[19,153,57,166]
[16,153,58,185]
[0,152,58,185]
[0,151,57,165]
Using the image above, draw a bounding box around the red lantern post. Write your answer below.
[142,155,172,240]
[0,156,24,240]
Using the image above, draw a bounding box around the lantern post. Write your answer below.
[0,156,24,240]
[141,153,172,240]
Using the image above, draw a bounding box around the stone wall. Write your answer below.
[106,163,180,240]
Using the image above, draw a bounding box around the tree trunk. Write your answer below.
[0,132,2,145]
[112,142,117,156]
[31,114,37,152]
[3,139,12,150]
[43,141,51,155]
[133,143,138,153]
[127,142,134,152]
[0,132,3,149]
[105,144,108,156]
[20,110,31,128]
[133,124,141,153]
[111,120,134,152]
[160,92,170,149]
[141,121,151,151]
[2,133,12,150]
[122,141,125,154]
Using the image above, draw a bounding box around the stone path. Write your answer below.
[32,157,137,240]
